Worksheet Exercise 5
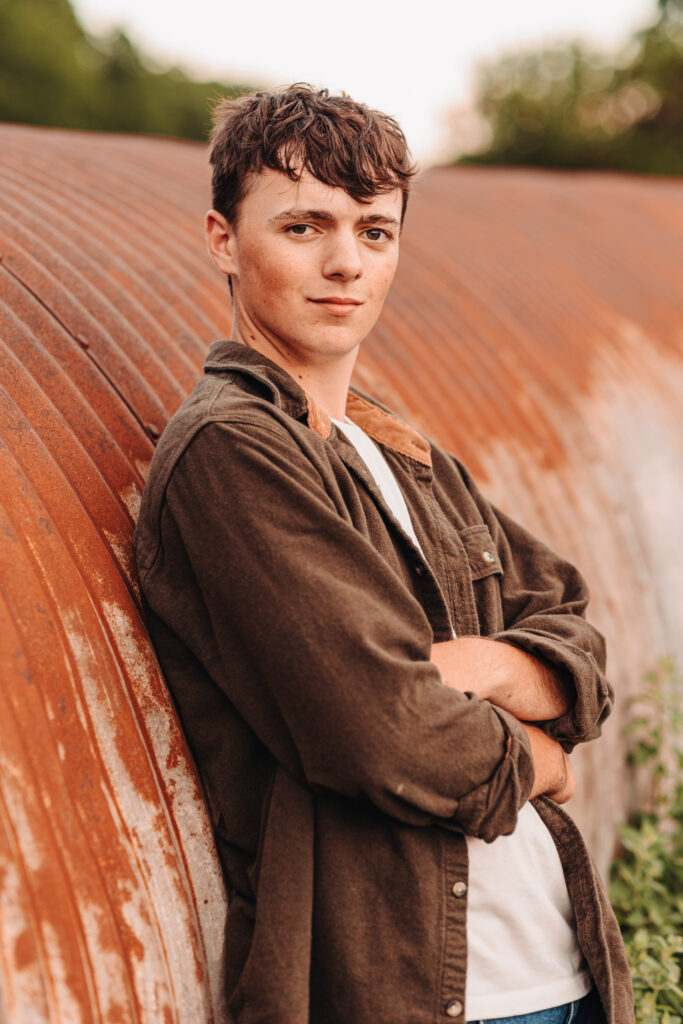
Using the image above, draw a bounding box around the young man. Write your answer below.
[134,85,634,1024]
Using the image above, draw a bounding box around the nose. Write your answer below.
[321,228,363,281]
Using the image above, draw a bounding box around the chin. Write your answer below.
[313,337,365,359]
[295,328,366,359]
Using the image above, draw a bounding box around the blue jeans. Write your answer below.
[469,990,600,1024]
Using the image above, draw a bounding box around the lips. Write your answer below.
[308,297,364,316]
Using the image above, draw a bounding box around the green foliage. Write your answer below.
[0,0,254,139]
[609,658,683,1023]
[456,0,683,174]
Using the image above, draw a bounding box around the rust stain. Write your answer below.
[0,123,681,1022]
[12,928,36,972]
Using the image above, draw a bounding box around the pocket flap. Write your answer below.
[459,525,503,580]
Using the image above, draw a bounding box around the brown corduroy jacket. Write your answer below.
[134,339,634,1024]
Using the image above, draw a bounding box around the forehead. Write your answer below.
[240,167,402,221]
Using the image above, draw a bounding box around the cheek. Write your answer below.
[243,257,288,306]
[369,257,399,300]
[242,245,306,307]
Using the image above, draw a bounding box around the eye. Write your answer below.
[363,227,391,242]
[286,223,315,237]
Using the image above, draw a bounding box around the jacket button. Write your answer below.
[451,881,467,898]
[445,999,463,1017]
[482,550,495,563]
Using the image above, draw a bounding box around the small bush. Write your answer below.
[609,657,683,1024]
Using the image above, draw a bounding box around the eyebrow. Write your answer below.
[269,208,334,224]
[357,213,401,228]
[269,207,400,228]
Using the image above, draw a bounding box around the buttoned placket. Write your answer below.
[438,828,469,1023]
[432,518,484,638]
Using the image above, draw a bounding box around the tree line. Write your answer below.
[454,0,683,174]
[0,0,253,140]
[3,0,683,172]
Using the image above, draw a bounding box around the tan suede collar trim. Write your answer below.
[345,391,432,468]
[304,388,432,468]
[304,391,332,440]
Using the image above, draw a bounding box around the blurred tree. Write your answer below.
[0,0,253,139]
[453,0,683,174]
[0,0,91,127]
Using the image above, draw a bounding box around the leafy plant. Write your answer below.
[609,657,683,1024]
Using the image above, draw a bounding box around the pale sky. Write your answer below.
[72,0,656,164]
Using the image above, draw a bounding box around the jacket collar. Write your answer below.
[204,340,432,468]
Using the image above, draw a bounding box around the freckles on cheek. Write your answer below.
[268,274,288,302]
[248,261,285,303]
[262,254,289,292]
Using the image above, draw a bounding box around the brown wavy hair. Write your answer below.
[209,83,416,226]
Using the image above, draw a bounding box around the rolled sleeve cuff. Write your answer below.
[489,629,614,749]
[450,704,535,843]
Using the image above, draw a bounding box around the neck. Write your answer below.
[232,328,357,422]
[288,359,355,421]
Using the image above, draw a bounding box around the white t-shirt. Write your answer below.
[332,415,591,1021]
[332,416,424,556]
[465,805,591,1019]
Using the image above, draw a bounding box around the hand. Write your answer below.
[522,723,575,804]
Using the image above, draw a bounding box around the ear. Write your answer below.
[205,209,239,276]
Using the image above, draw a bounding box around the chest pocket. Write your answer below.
[457,524,505,633]
[459,524,503,578]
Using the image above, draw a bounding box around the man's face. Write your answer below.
[207,168,403,365]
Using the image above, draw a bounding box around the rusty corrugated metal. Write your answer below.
[0,124,681,1021]
[0,124,230,1024]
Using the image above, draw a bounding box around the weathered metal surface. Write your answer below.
[0,123,681,1020]
[0,125,230,1024]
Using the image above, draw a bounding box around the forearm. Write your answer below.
[431,636,576,804]
[431,635,573,721]
[403,634,572,816]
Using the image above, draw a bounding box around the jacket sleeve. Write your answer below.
[143,417,535,842]
[453,457,614,750]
